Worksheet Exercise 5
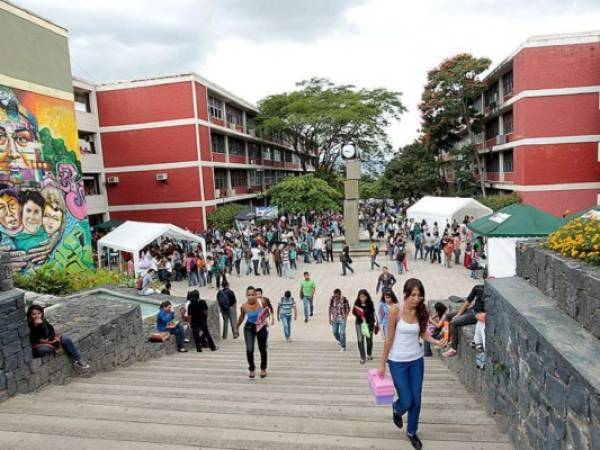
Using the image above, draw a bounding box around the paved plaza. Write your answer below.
[171,247,478,344]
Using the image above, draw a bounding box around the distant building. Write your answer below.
[478,31,600,216]
[79,73,316,231]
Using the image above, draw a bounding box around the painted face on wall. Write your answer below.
[43,204,63,236]
[0,194,21,233]
[0,117,39,186]
[22,199,42,234]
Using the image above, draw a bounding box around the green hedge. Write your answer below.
[478,193,521,212]
[14,263,131,296]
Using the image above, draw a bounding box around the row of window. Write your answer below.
[484,70,514,107]
[484,150,513,173]
[211,132,301,163]
[214,169,291,190]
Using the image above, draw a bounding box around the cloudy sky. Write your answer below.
[18,0,600,150]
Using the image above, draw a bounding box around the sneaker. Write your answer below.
[184,339,191,343]
[211,346,219,352]
[360,359,366,365]
[407,433,423,450]
[340,347,346,352]
[442,349,457,358]
[73,360,90,370]
[367,356,373,361]
[304,318,308,323]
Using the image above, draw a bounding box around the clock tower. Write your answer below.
[342,144,360,248]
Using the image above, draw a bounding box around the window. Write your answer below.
[229,137,245,156]
[264,170,275,185]
[211,133,225,153]
[74,91,91,113]
[273,149,281,162]
[231,170,247,187]
[214,170,227,189]
[248,142,261,160]
[284,151,293,162]
[226,105,243,126]
[263,146,272,160]
[208,96,223,119]
[503,111,513,134]
[83,175,100,196]
[503,151,513,172]
[502,71,513,96]
[485,119,500,140]
[250,170,262,186]
[485,82,499,107]
[485,153,500,173]
[78,131,96,154]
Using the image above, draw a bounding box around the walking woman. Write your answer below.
[352,289,378,364]
[378,289,398,340]
[378,278,446,449]
[187,290,218,352]
[236,286,269,379]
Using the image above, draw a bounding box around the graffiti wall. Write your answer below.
[0,85,93,273]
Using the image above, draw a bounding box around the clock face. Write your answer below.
[341,144,356,159]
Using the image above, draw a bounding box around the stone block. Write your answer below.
[566,413,591,450]
[567,379,589,417]
[545,374,566,414]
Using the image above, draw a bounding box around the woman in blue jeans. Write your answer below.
[378,278,446,450]
[27,305,90,369]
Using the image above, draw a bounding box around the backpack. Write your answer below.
[217,289,231,311]
[135,276,143,290]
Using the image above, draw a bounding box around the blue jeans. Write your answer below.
[198,271,206,287]
[33,335,82,362]
[396,260,404,274]
[370,255,380,270]
[316,249,323,263]
[341,261,354,275]
[167,322,186,349]
[280,313,292,339]
[332,319,347,349]
[388,357,424,435]
[302,296,313,320]
[304,252,311,263]
[188,271,198,286]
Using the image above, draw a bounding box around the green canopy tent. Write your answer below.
[92,219,124,231]
[564,205,600,222]
[467,203,564,278]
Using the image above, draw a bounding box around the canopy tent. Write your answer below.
[97,221,206,272]
[406,196,492,229]
[467,203,564,278]
[235,206,278,230]
[565,205,600,222]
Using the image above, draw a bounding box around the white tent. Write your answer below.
[97,221,206,272]
[406,196,492,229]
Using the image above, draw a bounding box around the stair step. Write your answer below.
[0,400,509,443]
[0,413,514,450]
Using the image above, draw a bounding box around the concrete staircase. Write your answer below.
[0,340,513,450]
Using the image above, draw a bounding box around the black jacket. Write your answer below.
[188,300,210,326]
[29,320,56,345]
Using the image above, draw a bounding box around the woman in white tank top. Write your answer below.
[378,278,446,450]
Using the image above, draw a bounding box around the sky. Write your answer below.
[18,0,600,151]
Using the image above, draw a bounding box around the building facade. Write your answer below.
[83,73,314,231]
[478,31,600,216]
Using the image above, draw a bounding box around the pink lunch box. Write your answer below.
[368,369,395,405]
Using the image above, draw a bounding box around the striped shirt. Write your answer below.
[278,296,296,316]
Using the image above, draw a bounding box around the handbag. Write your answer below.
[374,324,380,335]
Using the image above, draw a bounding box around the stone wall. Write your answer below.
[484,277,599,450]
[516,241,600,339]
[0,289,33,401]
[0,285,221,403]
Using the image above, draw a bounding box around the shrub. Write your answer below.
[478,193,521,211]
[546,217,600,265]
[207,203,246,230]
[14,264,131,296]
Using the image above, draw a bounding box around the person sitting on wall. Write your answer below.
[26,304,90,369]
[442,285,485,358]
[156,300,188,352]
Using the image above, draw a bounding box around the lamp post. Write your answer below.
[342,144,360,248]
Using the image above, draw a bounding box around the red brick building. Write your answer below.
[84,73,315,231]
[478,31,600,216]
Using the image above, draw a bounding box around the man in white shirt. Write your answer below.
[251,246,261,276]
[314,236,324,263]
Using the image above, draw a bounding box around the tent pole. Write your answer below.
[97,245,102,269]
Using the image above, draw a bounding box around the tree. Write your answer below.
[359,174,384,199]
[266,174,342,214]
[207,203,246,230]
[479,193,521,211]
[420,54,491,196]
[257,78,406,173]
[380,141,440,201]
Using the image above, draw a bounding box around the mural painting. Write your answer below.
[0,85,93,273]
